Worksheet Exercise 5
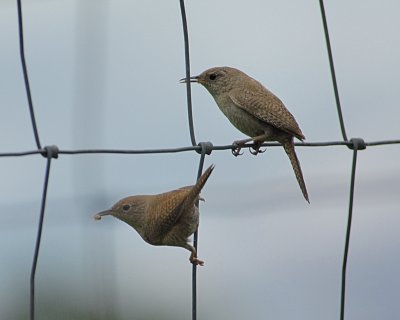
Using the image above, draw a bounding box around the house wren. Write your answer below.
[181,66,309,202]
[94,165,214,266]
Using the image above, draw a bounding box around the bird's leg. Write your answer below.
[190,252,205,266]
[232,137,253,157]
[249,140,266,155]
[248,134,268,155]
[232,134,268,156]
[184,243,204,266]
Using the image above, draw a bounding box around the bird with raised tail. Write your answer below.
[94,165,214,266]
[181,66,309,203]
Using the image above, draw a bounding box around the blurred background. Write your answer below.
[1,0,399,319]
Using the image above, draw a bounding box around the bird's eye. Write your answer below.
[122,204,131,212]
[209,73,217,80]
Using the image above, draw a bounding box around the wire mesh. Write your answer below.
[1,1,398,320]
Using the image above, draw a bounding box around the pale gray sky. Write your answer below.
[1,1,399,319]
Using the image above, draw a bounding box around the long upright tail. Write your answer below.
[282,139,309,203]
[185,164,215,206]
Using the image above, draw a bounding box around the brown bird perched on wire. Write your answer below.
[94,165,214,266]
[181,66,309,203]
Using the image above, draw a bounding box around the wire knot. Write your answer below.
[40,145,59,159]
[196,142,213,155]
[347,138,366,151]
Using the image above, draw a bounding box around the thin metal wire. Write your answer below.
[59,146,200,155]
[340,141,361,320]
[54,139,400,152]
[0,150,43,157]
[17,0,42,150]
[30,149,54,320]
[191,143,210,320]
[0,140,399,158]
[319,0,348,142]
[366,139,400,146]
[179,0,197,147]
[9,1,400,320]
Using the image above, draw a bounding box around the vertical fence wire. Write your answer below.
[319,0,348,142]
[7,1,400,320]
[177,2,203,316]
[192,142,213,320]
[318,2,361,319]
[30,148,56,320]
[16,0,42,150]
[340,139,364,320]
[179,0,197,147]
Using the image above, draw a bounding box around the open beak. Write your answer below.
[179,76,199,83]
[94,209,112,221]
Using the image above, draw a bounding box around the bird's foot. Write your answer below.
[232,140,246,157]
[190,256,205,266]
[249,141,267,155]
[232,146,243,157]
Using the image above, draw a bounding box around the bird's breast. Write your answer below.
[214,95,266,138]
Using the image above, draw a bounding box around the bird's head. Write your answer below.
[94,195,148,232]
[180,66,245,96]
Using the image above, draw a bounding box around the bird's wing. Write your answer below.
[144,165,214,244]
[229,88,305,140]
[145,187,192,243]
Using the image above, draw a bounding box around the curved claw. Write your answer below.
[249,146,267,155]
[232,140,246,157]
[249,147,258,155]
[248,140,267,155]
[232,146,244,157]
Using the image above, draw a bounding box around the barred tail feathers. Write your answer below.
[282,140,309,203]
[185,164,215,206]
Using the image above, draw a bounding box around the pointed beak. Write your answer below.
[94,209,113,221]
[179,76,199,83]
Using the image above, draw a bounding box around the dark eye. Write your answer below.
[122,204,131,212]
[209,73,217,80]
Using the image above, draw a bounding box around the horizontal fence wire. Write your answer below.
[1,140,400,159]
[1,139,400,159]
[3,1,399,320]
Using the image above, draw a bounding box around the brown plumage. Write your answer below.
[181,66,309,202]
[94,165,214,266]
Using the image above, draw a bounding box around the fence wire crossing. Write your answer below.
[0,1,398,320]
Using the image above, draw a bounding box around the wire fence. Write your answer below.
[1,1,399,320]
